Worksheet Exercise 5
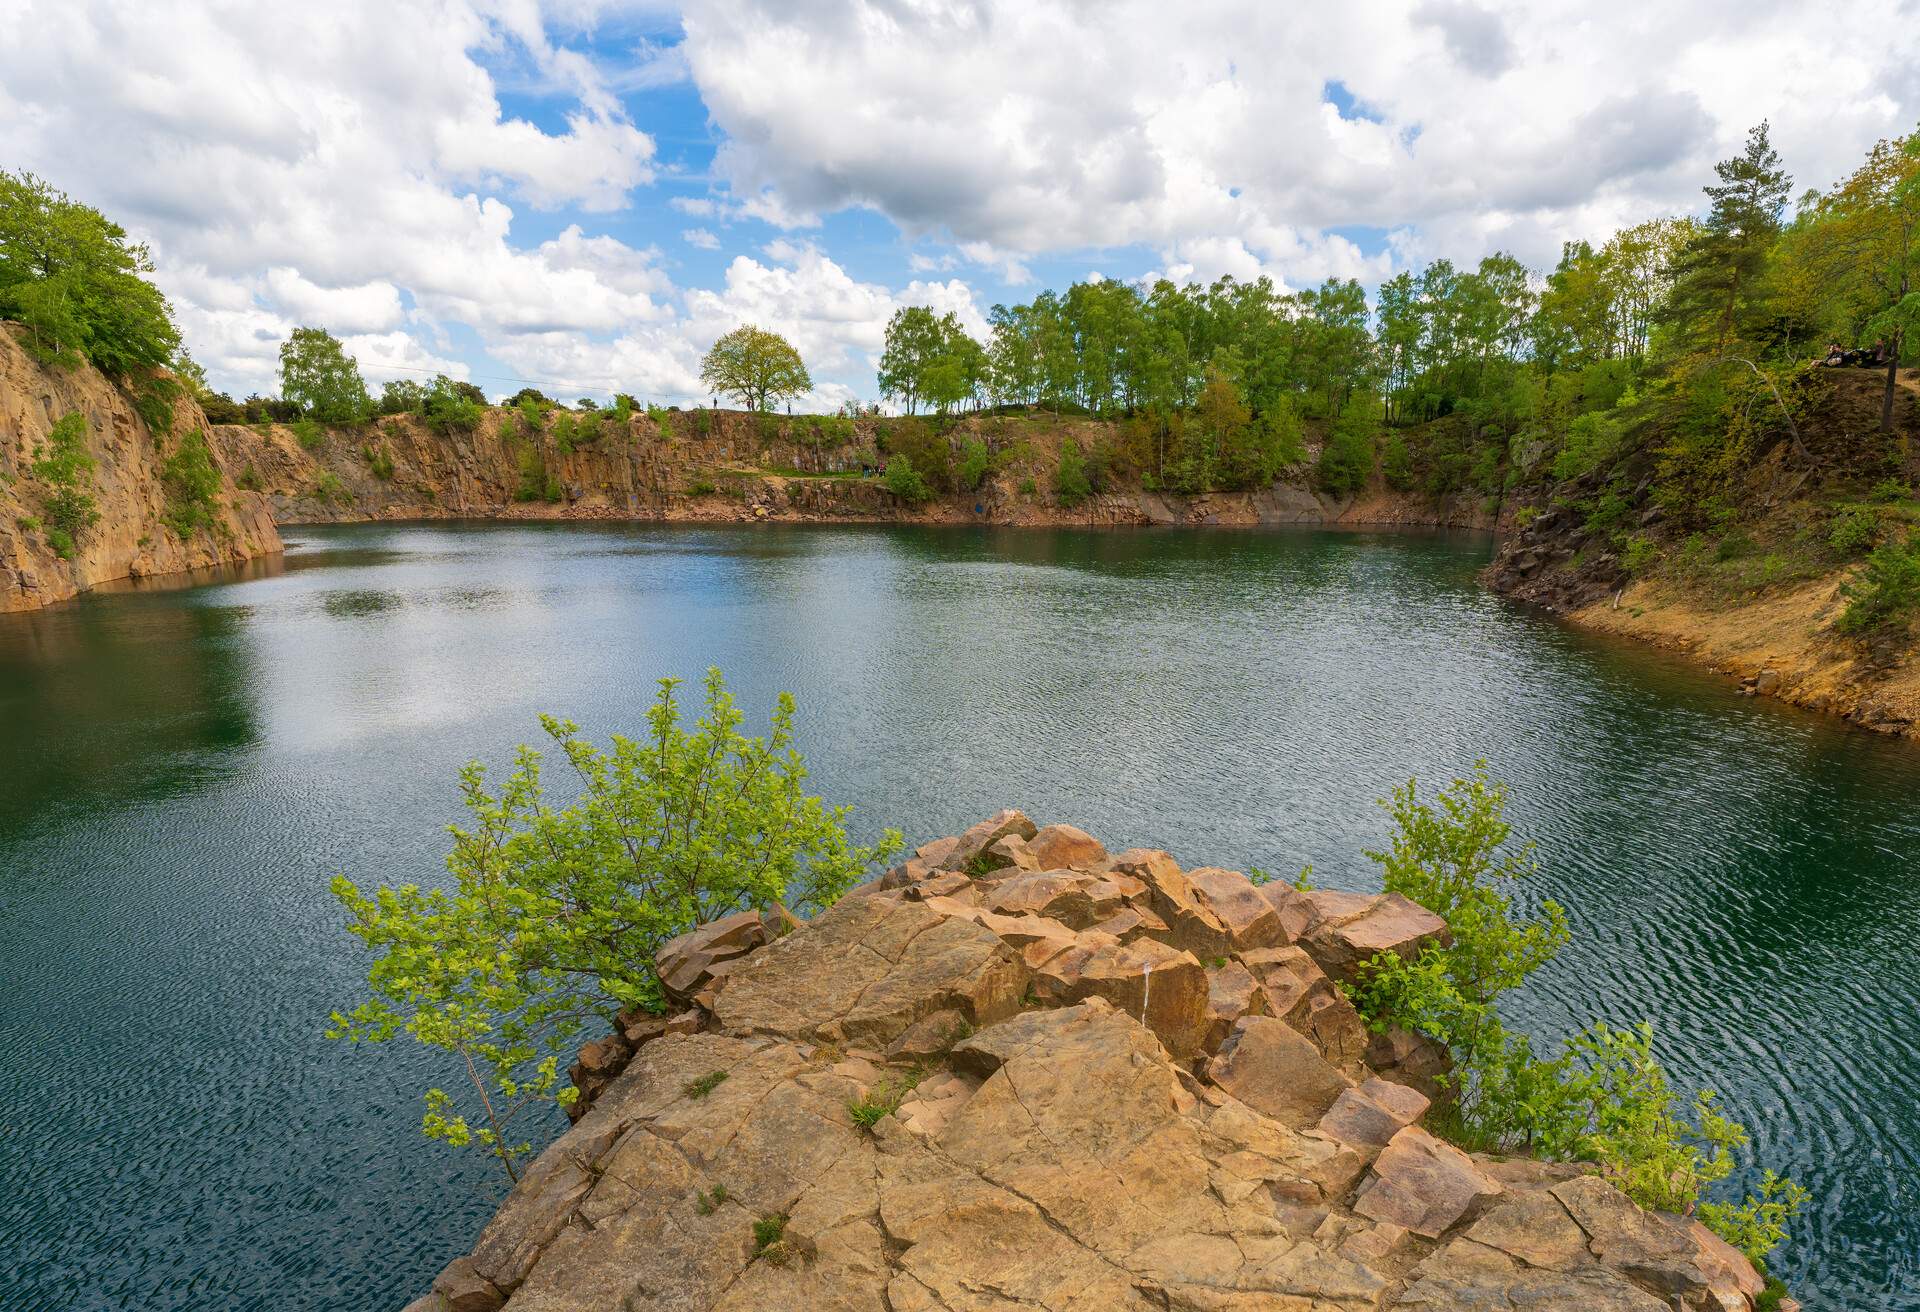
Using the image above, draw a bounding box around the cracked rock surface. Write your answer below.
[406,813,1766,1312]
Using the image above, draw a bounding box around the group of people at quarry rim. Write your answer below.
[1822,338,1895,368]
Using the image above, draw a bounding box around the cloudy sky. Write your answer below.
[2,0,1916,407]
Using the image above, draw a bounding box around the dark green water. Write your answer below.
[1,521,1914,1312]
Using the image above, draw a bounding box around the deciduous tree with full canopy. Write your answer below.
[278,326,373,424]
[0,170,180,376]
[700,325,811,412]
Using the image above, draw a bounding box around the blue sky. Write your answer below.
[4,0,1915,408]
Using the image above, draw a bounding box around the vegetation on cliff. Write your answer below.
[1347,767,1805,1270]
[328,670,901,1179]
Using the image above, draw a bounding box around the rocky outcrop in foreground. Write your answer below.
[406,812,1768,1312]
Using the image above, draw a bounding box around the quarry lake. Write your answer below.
[1,520,1915,1312]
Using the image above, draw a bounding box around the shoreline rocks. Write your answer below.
[406,811,1770,1312]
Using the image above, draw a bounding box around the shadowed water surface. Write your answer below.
[1,521,1914,1311]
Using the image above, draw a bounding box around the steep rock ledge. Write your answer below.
[0,327,280,613]
[1486,501,1919,741]
[406,812,1773,1312]
[203,410,1496,534]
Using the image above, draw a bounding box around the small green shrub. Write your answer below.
[30,413,98,556]
[291,418,324,451]
[1828,506,1880,556]
[751,1213,787,1255]
[1620,535,1658,575]
[1836,541,1920,636]
[883,454,934,504]
[360,443,396,481]
[846,1067,925,1132]
[1869,479,1913,503]
[1350,766,1807,1263]
[235,462,263,492]
[1053,440,1093,507]
[694,1183,728,1215]
[957,437,992,490]
[684,1070,728,1100]
[160,431,223,537]
[311,470,349,505]
[1017,476,1037,495]
[135,379,178,438]
[688,478,717,496]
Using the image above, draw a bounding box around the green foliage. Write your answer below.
[1552,410,1623,482]
[311,470,350,505]
[881,306,988,415]
[701,325,811,411]
[1352,767,1806,1265]
[29,412,97,556]
[1700,1172,1813,1266]
[516,396,546,439]
[0,170,181,375]
[1620,535,1658,574]
[422,375,485,434]
[134,376,178,437]
[684,1070,728,1100]
[1355,766,1570,1083]
[279,327,372,423]
[846,1067,925,1132]
[1828,506,1881,555]
[1836,540,1920,635]
[751,1213,788,1255]
[235,462,263,492]
[1380,433,1416,491]
[290,418,324,451]
[1317,398,1377,496]
[957,437,993,490]
[1053,440,1093,507]
[379,379,425,416]
[329,671,900,1179]
[883,453,934,504]
[515,443,562,502]
[694,1182,729,1215]
[160,430,223,538]
[360,443,396,481]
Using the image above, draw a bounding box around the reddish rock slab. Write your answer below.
[654,910,766,1004]
[951,809,1039,870]
[1108,848,1232,960]
[1201,960,1266,1054]
[1352,1126,1503,1238]
[1025,823,1108,870]
[1301,892,1449,983]
[1315,1077,1431,1152]
[986,870,1126,929]
[1206,1015,1355,1128]
[1187,867,1289,951]
[1239,944,1370,1071]
[1033,933,1209,1058]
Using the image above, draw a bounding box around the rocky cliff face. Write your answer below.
[0,326,281,613]
[407,812,1769,1312]
[204,409,1496,535]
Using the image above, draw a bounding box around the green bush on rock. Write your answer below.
[1350,764,1807,1266]
[329,670,901,1180]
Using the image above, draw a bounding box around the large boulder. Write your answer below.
[984,869,1127,928]
[1108,848,1233,960]
[1031,933,1209,1058]
[949,808,1038,870]
[1206,1015,1354,1128]
[1186,867,1289,951]
[1351,1125,1503,1238]
[1239,944,1371,1072]
[712,891,1027,1047]
[1300,891,1449,984]
[1024,823,1107,870]
[654,910,765,1005]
